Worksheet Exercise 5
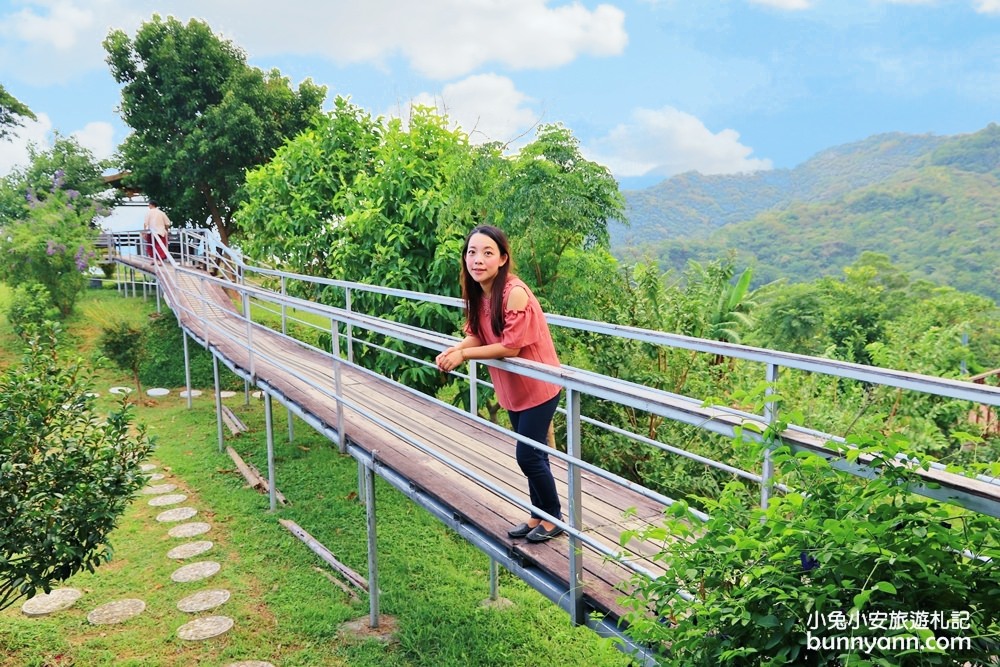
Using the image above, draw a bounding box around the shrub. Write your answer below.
[622,415,1000,666]
[99,319,147,395]
[0,323,153,610]
[139,312,243,391]
[6,282,59,340]
[0,188,97,317]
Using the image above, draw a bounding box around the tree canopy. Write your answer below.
[104,14,326,244]
[0,84,35,140]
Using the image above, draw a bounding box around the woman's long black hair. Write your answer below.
[462,225,513,339]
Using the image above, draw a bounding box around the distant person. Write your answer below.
[143,200,171,263]
[435,225,565,543]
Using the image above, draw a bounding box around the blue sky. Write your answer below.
[1,0,999,190]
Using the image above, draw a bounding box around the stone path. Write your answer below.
[19,453,276,667]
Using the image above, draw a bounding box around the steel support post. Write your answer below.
[213,354,224,453]
[489,559,499,601]
[265,392,277,512]
[566,388,585,625]
[183,331,193,409]
[365,458,380,628]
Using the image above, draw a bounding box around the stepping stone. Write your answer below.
[219,390,237,398]
[147,387,169,397]
[156,507,198,523]
[86,391,100,398]
[140,463,157,472]
[148,493,187,507]
[108,386,133,395]
[167,540,213,560]
[177,615,234,641]
[171,560,221,583]
[227,663,275,667]
[147,472,165,481]
[179,389,203,398]
[21,588,83,616]
[177,589,230,613]
[87,598,145,625]
[142,483,177,495]
[168,522,211,538]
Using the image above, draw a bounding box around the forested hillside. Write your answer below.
[614,125,999,301]
[613,131,947,245]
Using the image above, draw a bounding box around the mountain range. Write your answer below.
[611,124,1000,302]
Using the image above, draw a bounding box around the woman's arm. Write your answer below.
[435,335,520,372]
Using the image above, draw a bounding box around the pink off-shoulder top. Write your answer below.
[466,276,561,412]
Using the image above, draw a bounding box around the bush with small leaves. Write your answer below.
[0,323,153,610]
[622,408,1000,666]
[6,282,59,340]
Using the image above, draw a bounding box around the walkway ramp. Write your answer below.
[107,232,1000,663]
[117,252,668,650]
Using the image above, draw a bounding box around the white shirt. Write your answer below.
[144,207,171,236]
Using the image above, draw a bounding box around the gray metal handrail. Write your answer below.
[106,228,1000,652]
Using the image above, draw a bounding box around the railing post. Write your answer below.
[565,388,585,625]
[761,363,780,509]
[280,275,288,336]
[243,292,255,381]
[468,361,478,418]
[333,320,346,454]
[345,287,355,365]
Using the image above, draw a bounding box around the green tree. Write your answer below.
[0,325,153,610]
[0,84,35,140]
[753,282,828,355]
[237,96,382,270]
[495,123,626,298]
[104,14,326,243]
[0,134,115,223]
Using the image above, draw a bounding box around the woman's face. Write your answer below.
[465,232,507,292]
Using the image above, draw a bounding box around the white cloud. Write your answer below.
[214,0,628,79]
[973,0,1000,13]
[0,0,124,84]
[0,1,627,84]
[748,0,812,9]
[407,74,540,146]
[71,121,115,161]
[0,113,53,177]
[0,116,115,177]
[6,0,95,50]
[585,106,772,179]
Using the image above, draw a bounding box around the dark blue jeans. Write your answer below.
[507,393,562,522]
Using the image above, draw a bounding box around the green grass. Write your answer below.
[0,289,632,667]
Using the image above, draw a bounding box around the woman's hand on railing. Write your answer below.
[436,347,465,372]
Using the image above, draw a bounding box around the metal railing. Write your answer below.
[105,228,1000,656]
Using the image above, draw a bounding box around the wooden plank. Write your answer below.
[279,519,368,591]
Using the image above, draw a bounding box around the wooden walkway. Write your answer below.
[118,256,667,632]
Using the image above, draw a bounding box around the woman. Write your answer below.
[436,225,564,543]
